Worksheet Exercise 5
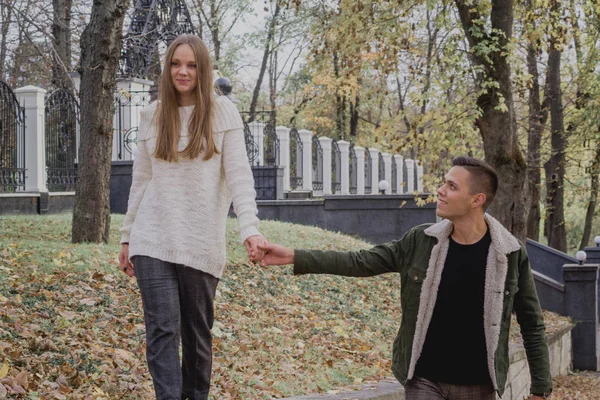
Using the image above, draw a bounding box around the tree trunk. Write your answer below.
[543,0,567,252]
[248,0,281,120]
[349,94,359,138]
[580,143,600,250]
[0,0,14,80]
[268,46,277,122]
[72,0,129,243]
[52,0,72,88]
[525,0,548,241]
[209,0,220,61]
[455,0,528,242]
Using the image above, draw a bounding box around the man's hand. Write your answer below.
[119,244,134,277]
[257,241,294,266]
[244,235,267,262]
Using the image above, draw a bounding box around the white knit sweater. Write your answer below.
[119,97,261,278]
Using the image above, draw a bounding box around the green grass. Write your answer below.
[0,213,571,399]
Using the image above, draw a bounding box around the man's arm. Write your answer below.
[513,253,552,397]
[259,229,415,277]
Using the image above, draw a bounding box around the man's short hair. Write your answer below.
[451,156,499,209]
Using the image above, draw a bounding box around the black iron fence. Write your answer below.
[0,81,26,193]
[312,135,323,192]
[114,90,155,160]
[332,140,341,193]
[289,127,303,190]
[45,89,80,191]
[349,144,357,194]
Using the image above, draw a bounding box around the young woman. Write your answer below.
[118,34,264,400]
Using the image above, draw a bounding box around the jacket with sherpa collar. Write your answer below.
[293,214,552,397]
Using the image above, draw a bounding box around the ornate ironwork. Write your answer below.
[239,110,277,166]
[331,140,341,194]
[364,149,372,194]
[391,155,398,194]
[349,144,357,194]
[289,127,303,190]
[0,81,26,193]
[244,124,259,164]
[45,89,80,191]
[263,123,280,166]
[312,135,323,192]
[120,0,196,79]
[114,90,155,160]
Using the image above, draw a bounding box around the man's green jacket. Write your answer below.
[294,214,552,397]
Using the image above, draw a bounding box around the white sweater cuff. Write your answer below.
[240,226,261,244]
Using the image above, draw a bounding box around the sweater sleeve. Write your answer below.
[119,111,153,244]
[218,101,261,243]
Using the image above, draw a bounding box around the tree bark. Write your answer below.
[0,0,15,80]
[580,143,600,250]
[349,94,359,138]
[525,0,548,241]
[455,0,528,242]
[543,0,567,252]
[248,0,281,120]
[72,0,129,243]
[52,0,72,88]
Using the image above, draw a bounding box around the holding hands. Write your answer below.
[247,240,294,266]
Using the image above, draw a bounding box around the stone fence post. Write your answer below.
[15,86,47,196]
[368,148,379,195]
[338,141,350,195]
[319,137,333,195]
[382,153,392,194]
[394,155,404,194]
[276,126,291,193]
[354,146,365,195]
[405,159,415,193]
[563,263,599,370]
[298,130,313,192]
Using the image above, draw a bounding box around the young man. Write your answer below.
[256,157,552,400]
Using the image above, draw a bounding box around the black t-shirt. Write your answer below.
[414,229,493,385]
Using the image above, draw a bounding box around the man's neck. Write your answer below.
[450,213,488,245]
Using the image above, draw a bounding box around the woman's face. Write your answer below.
[170,44,198,98]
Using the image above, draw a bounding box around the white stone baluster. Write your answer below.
[405,159,415,193]
[394,154,404,194]
[338,140,350,195]
[276,126,291,192]
[369,148,379,195]
[354,146,365,195]
[319,137,333,195]
[298,129,313,191]
[382,153,392,194]
[15,86,47,193]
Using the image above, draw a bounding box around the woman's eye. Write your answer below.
[171,61,179,66]
[189,64,196,68]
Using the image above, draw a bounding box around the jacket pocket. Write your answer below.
[404,267,426,311]
[502,281,519,320]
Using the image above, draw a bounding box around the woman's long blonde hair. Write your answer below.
[153,35,217,162]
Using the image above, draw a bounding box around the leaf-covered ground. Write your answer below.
[0,213,587,399]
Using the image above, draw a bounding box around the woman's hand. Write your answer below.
[119,244,134,277]
[244,235,267,263]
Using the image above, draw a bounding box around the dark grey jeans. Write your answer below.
[404,376,496,400]
[133,256,219,400]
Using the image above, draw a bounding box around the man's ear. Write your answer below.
[472,193,487,208]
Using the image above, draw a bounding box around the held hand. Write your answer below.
[257,241,294,266]
[244,235,266,262]
[528,396,545,400]
[119,244,134,277]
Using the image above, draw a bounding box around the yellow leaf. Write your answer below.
[0,362,9,378]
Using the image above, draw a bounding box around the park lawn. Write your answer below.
[0,213,572,399]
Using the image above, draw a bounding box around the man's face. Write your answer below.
[436,166,481,220]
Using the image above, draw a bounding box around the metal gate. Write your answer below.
[45,89,80,191]
[0,81,26,193]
